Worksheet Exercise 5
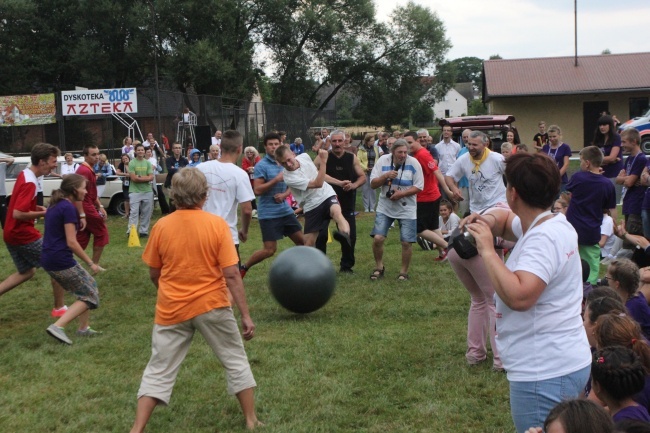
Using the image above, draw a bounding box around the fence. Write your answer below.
[0,88,336,161]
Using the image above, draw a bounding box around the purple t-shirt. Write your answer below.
[613,404,650,423]
[41,199,79,271]
[623,152,647,216]
[566,171,617,245]
[601,134,624,178]
[627,293,650,341]
[541,143,572,183]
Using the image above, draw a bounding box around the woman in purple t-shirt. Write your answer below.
[43,174,104,345]
[541,125,572,191]
[593,115,624,201]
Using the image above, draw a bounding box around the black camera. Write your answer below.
[449,228,479,260]
[386,189,395,198]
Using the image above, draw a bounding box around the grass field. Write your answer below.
[0,184,593,432]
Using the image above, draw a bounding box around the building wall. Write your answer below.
[433,88,468,120]
[488,92,650,151]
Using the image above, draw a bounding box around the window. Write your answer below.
[629,97,649,119]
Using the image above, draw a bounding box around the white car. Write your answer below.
[2,154,128,215]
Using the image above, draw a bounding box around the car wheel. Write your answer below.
[642,138,650,155]
[109,196,126,216]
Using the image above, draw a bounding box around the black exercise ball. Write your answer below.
[268,246,336,314]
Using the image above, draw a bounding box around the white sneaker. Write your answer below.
[252,210,258,219]
[47,324,72,345]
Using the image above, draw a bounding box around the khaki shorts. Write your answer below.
[137,307,256,405]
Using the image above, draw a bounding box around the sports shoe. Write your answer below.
[251,210,258,219]
[51,306,68,318]
[240,264,248,279]
[47,324,72,345]
[434,250,448,262]
[333,231,352,247]
[76,327,102,337]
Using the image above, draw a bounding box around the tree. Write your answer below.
[260,1,451,124]
[447,56,483,93]
[489,54,503,60]
[601,49,612,55]
[411,100,433,125]
[468,99,487,116]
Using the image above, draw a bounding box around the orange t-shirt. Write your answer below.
[142,209,239,325]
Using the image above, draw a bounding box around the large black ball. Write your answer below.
[268,246,336,314]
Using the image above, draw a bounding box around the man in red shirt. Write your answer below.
[75,145,109,266]
[406,131,454,260]
[0,143,68,314]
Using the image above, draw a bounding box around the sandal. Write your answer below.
[369,267,385,281]
[397,273,409,281]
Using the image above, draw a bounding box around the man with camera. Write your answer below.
[369,140,423,281]
[443,130,507,370]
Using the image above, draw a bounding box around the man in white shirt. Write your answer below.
[369,140,424,281]
[274,146,351,247]
[445,131,507,213]
[435,125,461,176]
[211,130,222,146]
[198,130,254,255]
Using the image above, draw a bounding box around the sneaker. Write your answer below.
[47,324,72,345]
[76,327,102,337]
[240,264,248,279]
[139,233,148,238]
[251,210,258,219]
[434,250,448,262]
[51,306,68,318]
[333,231,352,247]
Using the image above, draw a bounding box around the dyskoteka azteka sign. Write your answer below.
[61,88,138,116]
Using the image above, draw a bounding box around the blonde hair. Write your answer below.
[244,146,259,158]
[547,124,562,135]
[99,154,108,163]
[170,168,208,209]
[501,142,513,152]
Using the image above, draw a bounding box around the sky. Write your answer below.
[374,0,650,61]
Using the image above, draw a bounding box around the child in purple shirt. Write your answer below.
[592,346,650,424]
[43,174,104,345]
[567,146,617,285]
[606,258,650,340]
[542,124,572,190]
[616,128,647,250]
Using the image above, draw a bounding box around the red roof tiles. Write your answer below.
[483,52,650,100]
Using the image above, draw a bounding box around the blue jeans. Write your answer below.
[509,365,590,433]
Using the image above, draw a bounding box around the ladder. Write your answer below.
[176,111,197,149]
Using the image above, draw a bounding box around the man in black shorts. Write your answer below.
[274,146,351,248]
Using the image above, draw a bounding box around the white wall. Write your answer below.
[432,88,468,120]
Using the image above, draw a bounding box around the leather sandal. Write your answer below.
[369,267,385,281]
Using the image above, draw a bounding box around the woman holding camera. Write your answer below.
[463,152,591,433]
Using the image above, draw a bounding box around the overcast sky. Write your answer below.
[374,0,650,61]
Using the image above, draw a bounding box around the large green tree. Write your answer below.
[446,56,483,93]
[0,0,152,94]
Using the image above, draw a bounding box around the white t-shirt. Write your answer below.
[148,156,159,174]
[60,163,78,176]
[439,213,460,234]
[282,153,335,213]
[497,213,591,381]
[211,137,221,146]
[198,160,255,245]
[435,139,461,175]
[370,154,423,219]
[446,151,507,213]
[600,214,616,257]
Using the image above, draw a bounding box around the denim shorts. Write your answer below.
[370,212,417,242]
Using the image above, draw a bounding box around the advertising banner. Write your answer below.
[0,93,56,126]
[61,88,138,116]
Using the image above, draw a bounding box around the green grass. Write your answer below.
[1,202,520,432]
